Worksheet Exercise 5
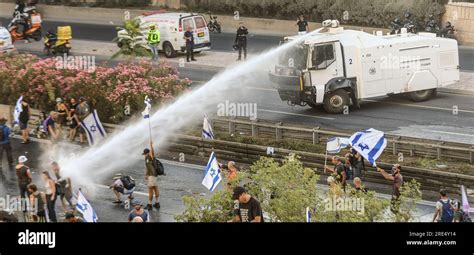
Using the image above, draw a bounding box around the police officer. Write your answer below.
[235,22,248,61]
[184,26,196,62]
[147,24,160,61]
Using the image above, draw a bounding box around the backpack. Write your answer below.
[121,176,135,190]
[152,157,165,176]
[440,199,454,222]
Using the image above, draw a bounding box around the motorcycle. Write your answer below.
[438,21,456,40]
[43,31,71,56]
[207,12,222,33]
[424,15,440,34]
[403,19,418,34]
[8,8,42,43]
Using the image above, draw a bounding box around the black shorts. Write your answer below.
[19,121,28,130]
[114,186,124,194]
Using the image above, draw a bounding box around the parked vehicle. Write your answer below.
[0,26,15,53]
[438,21,456,40]
[43,26,72,56]
[269,20,460,114]
[389,18,403,35]
[8,9,42,43]
[207,12,222,33]
[424,15,440,34]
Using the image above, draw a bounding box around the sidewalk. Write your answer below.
[13,38,474,94]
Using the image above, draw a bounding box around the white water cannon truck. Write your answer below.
[269,20,460,113]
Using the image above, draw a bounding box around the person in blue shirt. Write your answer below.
[0,117,14,170]
[183,26,196,62]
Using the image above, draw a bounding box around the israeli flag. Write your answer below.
[202,116,214,140]
[306,207,312,223]
[76,190,98,222]
[202,152,222,192]
[326,137,350,154]
[80,109,107,146]
[461,185,471,213]
[142,96,151,119]
[13,96,23,126]
[349,128,387,167]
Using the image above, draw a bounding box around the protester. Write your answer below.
[68,97,79,142]
[128,200,150,222]
[18,98,30,144]
[296,14,309,35]
[432,189,454,222]
[347,148,364,178]
[74,97,91,145]
[147,24,160,61]
[143,141,160,210]
[353,177,367,193]
[183,26,196,62]
[109,173,135,204]
[45,111,60,143]
[55,97,69,138]
[51,162,73,212]
[0,117,14,170]
[324,156,347,191]
[16,155,32,199]
[235,22,248,61]
[41,171,57,222]
[27,184,47,222]
[230,186,263,222]
[451,199,472,223]
[377,164,403,213]
[65,212,84,223]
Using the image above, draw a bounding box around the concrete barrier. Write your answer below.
[443,2,474,45]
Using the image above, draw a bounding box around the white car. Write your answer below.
[0,26,14,53]
[118,12,211,58]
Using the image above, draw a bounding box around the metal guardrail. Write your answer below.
[208,117,474,164]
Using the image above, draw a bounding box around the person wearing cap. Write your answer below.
[0,117,14,169]
[55,97,69,138]
[74,97,90,145]
[143,141,160,210]
[15,155,32,200]
[109,173,135,204]
[128,199,150,222]
[147,24,160,61]
[65,212,84,223]
[18,98,30,144]
[230,186,263,223]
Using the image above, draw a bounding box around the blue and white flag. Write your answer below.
[306,207,312,223]
[349,128,387,167]
[13,96,23,126]
[202,116,214,140]
[76,190,98,222]
[202,152,222,192]
[326,137,350,154]
[142,96,151,119]
[80,109,107,146]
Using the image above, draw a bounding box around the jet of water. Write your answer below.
[58,29,325,187]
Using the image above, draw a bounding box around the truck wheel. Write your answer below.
[408,88,436,102]
[323,89,350,114]
[163,42,177,58]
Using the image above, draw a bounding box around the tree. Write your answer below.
[112,18,151,59]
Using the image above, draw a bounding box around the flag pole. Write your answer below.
[323,149,328,173]
[148,117,153,144]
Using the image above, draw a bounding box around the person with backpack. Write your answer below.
[143,141,160,210]
[0,117,14,170]
[16,155,32,200]
[433,189,454,223]
[110,173,135,204]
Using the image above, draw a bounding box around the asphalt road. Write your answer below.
[1,18,472,70]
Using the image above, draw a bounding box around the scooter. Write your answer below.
[207,12,222,33]
[43,30,71,56]
[8,10,42,43]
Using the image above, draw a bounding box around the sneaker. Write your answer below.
[236,58,241,61]
[146,204,153,210]
[191,59,197,61]
[113,200,122,204]
[153,202,161,209]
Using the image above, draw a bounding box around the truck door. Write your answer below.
[307,41,344,103]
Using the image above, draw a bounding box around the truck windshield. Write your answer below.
[278,43,307,70]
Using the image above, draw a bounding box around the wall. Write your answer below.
[443,2,474,45]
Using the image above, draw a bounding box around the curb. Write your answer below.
[439,88,474,96]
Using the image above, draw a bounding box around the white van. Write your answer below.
[0,26,14,53]
[131,12,211,58]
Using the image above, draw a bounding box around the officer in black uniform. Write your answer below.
[235,22,248,61]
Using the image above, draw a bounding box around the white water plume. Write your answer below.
[57,29,324,187]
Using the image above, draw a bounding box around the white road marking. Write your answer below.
[259,109,335,120]
[364,99,474,114]
[421,129,474,138]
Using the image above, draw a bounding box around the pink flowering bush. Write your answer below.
[0,53,191,123]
